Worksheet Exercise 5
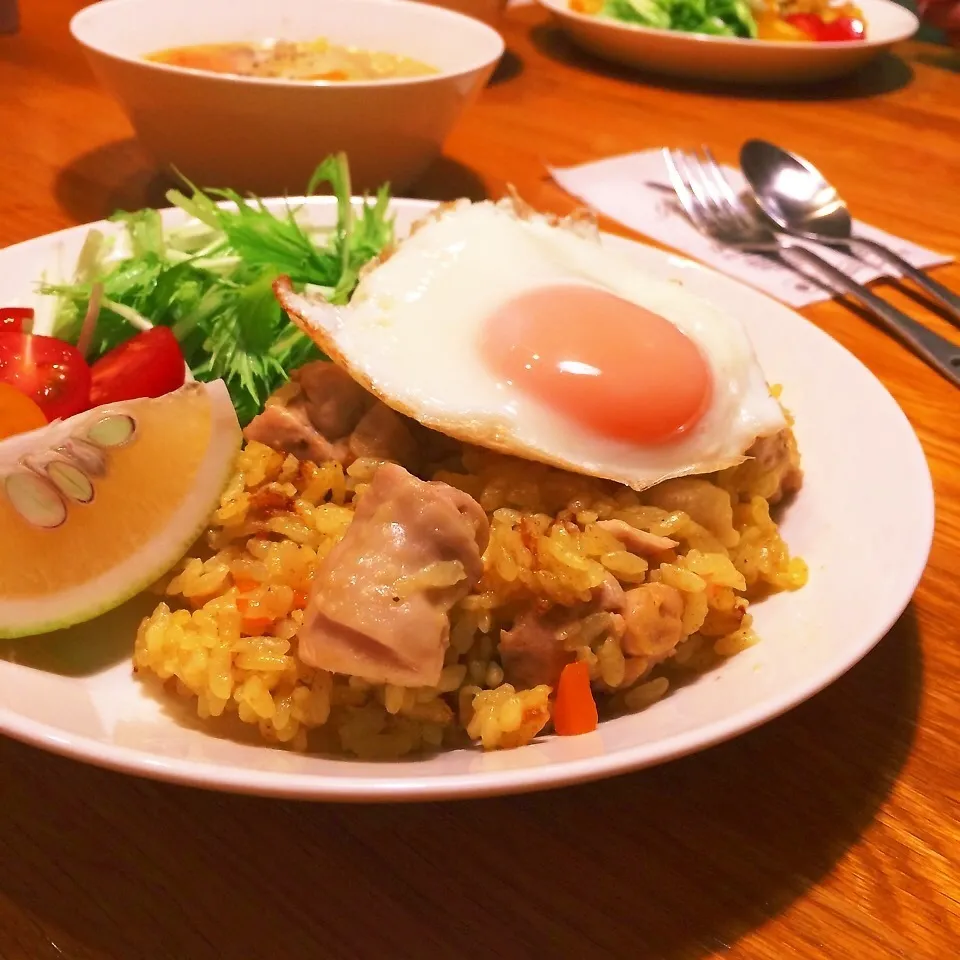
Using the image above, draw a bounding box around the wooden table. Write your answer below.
[3,2,960,958]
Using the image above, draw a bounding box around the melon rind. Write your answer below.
[0,380,241,639]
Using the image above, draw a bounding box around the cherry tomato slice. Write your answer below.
[0,331,91,422]
[0,382,47,440]
[818,15,866,40]
[784,12,865,40]
[0,307,34,332]
[784,13,830,39]
[89,326,186,407]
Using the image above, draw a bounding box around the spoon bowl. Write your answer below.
[740,139,854,241]
[740,139,960,323]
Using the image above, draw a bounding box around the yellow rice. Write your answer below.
[134,416,807,758]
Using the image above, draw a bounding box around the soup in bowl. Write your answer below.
[146,37,439,82]
[71,0,504,194]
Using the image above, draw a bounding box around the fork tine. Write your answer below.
[682,149,746,242]
[699,146,755,232]
[662,148,710,232]
[687,147,741,234]
[675,149,718,222]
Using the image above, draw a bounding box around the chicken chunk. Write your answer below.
[499,574,626,689]
[621,583,685,659]
[594,571,626,613]
[645,478,738,548]
[348,402,421,472]
[596,519,678,556]
[292,361,374,439]
[298,463,489,687]
[243,360,422,471]
[242,402,347,465]
[745,430,803,505]
[499,608,577,691]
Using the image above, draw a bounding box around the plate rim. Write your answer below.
[0,195,935,801]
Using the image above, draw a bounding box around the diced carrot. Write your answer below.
[233,577,259,593]
[241,615,275,635]
[292,590,309,610]
[236,597,274,632]
[552,660,599,736]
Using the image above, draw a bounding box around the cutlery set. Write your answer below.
[663,141,960,387]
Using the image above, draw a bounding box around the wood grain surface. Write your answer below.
[2,2,960,958]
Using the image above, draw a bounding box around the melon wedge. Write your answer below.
[0,380,241,639]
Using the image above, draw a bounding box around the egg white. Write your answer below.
[278,199,786,491]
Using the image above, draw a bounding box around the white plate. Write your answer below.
[535,0,918,84]
[0,197,933,801]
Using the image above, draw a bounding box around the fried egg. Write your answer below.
[275,198,786,491]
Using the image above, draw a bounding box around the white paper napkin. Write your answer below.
[549,150,952,308]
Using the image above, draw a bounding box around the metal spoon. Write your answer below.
[740,139,960,325]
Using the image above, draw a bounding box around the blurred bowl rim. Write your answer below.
[70,0,506,90]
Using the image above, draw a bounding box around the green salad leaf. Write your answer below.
[604,0,672,29]
[602,0,756,37]
[42,154,394,425]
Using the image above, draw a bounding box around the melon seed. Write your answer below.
[46,460,95,504]
[4,471,67,529]
[87,414,136,448]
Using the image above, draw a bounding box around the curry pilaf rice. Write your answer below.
[135,412,807,759]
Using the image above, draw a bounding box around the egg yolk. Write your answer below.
[480,284,713,445]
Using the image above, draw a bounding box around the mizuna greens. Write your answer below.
[600,0,757,37]
[43,154,393,425]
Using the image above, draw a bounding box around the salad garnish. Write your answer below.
[575,0,758,38]
[40,154,393,424]
[572,0,866,42]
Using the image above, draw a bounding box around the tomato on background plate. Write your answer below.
[0,331,91,421]
[784,12,866,40]
[89,326,187,407]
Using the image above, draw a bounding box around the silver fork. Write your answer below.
[662,146,960,390]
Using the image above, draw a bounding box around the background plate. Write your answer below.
[535,0,919,84]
